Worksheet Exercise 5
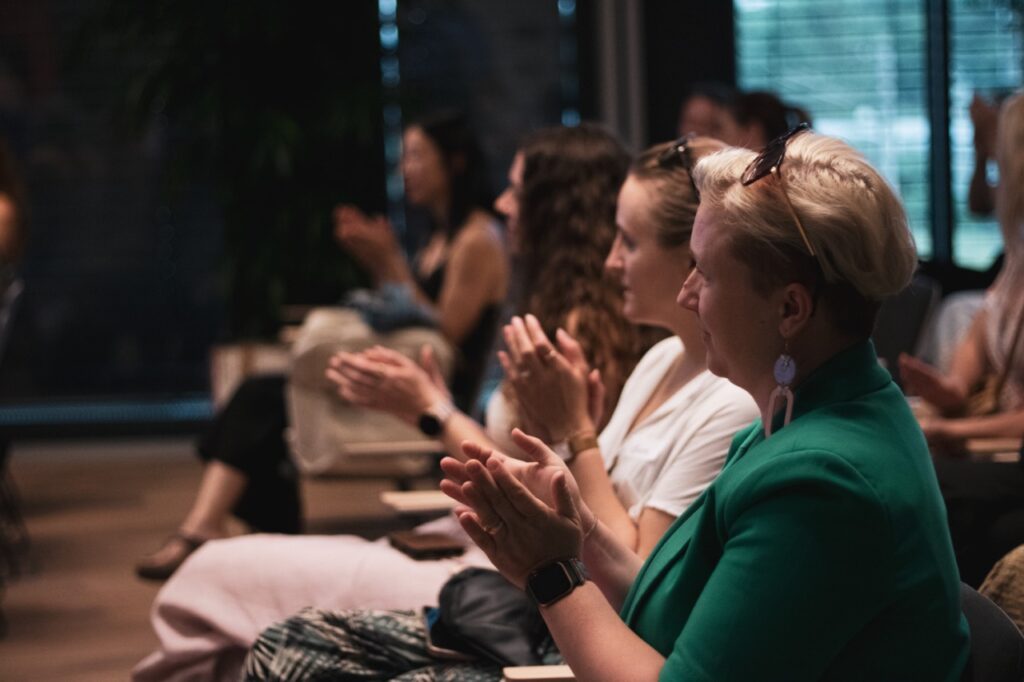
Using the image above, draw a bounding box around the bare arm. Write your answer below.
[539,583,665,682]
[924,408,1024,441]
[502,316,673,555]
[900,310,989,415]
[435,221,507,344]
[568,448,674,557]
[968,94,998,216]
[337,207,507,346]
[441,440,665,682]
[326,345,498,461]
[948,310,991,395]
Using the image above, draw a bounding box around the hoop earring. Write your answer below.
[765,345,796,438]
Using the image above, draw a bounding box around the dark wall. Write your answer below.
[643,1,736,144]
[0,0,385,402]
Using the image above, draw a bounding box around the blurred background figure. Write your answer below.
[677,85,812,152]
[134,112,507,582]
[676,82,739,143]
[0,138,26,293]
[901,91,1024,587]
[969,92,1000,217]
[729,90,813,150]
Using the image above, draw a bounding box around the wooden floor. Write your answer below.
[0,438,411,681]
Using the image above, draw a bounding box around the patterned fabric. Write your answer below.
[980,544,1024,633]
[243,608,504,681]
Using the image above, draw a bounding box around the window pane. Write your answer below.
[735,0,932,259]
[949,0,1022,269]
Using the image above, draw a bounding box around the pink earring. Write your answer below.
[765,346,796,438]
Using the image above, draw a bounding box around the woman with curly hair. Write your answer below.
[239,135,759,682]
[133,123,651,682]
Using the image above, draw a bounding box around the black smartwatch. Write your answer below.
[526,558,587,607]
[417,399,455,437]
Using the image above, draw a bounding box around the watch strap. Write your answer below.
[526,558,588,607]
[417,399,456,436]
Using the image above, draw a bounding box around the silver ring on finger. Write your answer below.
[481,519,504,535]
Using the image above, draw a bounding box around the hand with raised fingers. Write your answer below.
[333,204,403,280]
[442,439,593,589]
[969,94,998,160]
[898,353,966,415]
[499,314,596,444]
[325,345,446,424]
[440,427,583,508]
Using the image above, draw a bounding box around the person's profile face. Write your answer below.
[400,126,450,208]
[606,176,692,328]
[494,152,524,251]
[678,204,775,389]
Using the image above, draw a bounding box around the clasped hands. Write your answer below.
[897,353,966,450]
[325,344,449,425]
[334,205,405,282]
[440,428,597,590]
[500,313,604,443]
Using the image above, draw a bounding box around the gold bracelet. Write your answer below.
[567,430,599,460]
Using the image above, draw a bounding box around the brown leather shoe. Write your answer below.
[134,533,207,581]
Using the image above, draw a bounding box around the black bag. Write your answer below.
[431,568,554,666]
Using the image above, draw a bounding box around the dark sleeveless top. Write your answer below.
[416,261,501,412]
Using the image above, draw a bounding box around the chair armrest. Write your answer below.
[502,665,575,681]
[967,437,1023,463]
[379,490,455,514]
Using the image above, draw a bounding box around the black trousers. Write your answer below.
[934,454,1024,587]
[197,374,302,534]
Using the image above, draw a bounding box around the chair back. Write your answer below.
[872,273,940,386]
[960,582,1024,681]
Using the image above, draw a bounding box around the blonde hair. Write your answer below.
[694,133,918,336]
[996,92,1024,254]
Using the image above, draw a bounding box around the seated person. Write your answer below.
[904,93,1024,586]
[729,89,813,150]
[134,112,508,579]
[677,82,739,143]
[245,128,969,681]
[132,126,757,682]
[900,92,1024,449]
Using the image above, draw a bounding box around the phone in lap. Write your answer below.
[388,530,465,560]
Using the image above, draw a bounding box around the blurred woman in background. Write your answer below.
[134,112,507,580]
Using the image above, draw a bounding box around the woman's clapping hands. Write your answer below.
[440,429,597,589]
[325,344,449,424]
[499,314,605,443]
[333,205,404,281]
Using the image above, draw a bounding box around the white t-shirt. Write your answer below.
[598,336,759,520]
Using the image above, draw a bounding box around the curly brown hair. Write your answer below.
[510,124,653,423]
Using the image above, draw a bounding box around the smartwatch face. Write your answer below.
[418,413,443,436]
[528,562,574,605]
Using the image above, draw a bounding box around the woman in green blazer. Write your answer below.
[443,127,970,681]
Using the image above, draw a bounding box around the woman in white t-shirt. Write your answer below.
[134,135,757,682]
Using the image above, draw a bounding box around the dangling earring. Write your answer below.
[765,344,796,438]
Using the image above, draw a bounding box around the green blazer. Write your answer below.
[620,341,969,681]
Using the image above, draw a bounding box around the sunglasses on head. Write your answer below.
[656,134,700,201]
[740,122,816,258]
